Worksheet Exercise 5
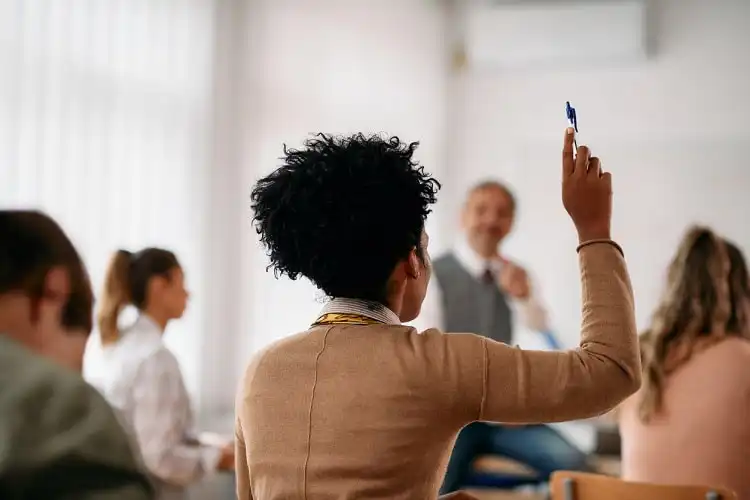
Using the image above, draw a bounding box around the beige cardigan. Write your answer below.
[235,243,641,499]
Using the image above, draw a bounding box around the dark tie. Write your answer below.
[481,267,494,285]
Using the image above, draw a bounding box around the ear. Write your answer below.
[29,266,70,323]
[406,249,421,280]
[43,266,71,303]
[149,274,170,296]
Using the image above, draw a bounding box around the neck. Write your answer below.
[142,307,169,332]
[476,249,498,260]
[0,295,33,346]
[384,281,407,322]
[385,299,401,319]
[467,240,500,261]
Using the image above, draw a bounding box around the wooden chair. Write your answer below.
[550,471,737,500]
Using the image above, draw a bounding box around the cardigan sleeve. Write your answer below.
[449,242,641,424]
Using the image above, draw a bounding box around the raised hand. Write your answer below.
[561,127,612,243]
[498,261,531,300]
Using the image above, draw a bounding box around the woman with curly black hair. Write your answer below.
[235,130,641,499]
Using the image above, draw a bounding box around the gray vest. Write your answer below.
[432,252,513,344]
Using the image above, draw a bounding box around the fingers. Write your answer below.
[574,145,590,177]
[587,157,601,177]
[601,171,612,192]
[562,127,575,177]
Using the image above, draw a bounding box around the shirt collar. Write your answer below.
[453,239,504,279]
[319,298,401,325]
[120,314,163,344]
[135,314,162,333]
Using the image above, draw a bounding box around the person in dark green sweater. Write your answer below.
[0,209,154,499]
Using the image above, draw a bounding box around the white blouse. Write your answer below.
[84,315,220,499]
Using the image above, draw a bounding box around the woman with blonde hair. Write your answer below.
[84,248,234,500]
[619,227,750,499]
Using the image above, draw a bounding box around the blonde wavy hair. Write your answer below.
[639,226,750,421]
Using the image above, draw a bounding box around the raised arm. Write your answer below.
[479,242,640,423]
[450,128,641,424]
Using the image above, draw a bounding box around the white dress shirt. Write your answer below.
[411,240,552,349]
[84,315,221,500]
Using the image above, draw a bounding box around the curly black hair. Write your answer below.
[251,133,440,304]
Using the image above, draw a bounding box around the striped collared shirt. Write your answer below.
[318,298,401,325]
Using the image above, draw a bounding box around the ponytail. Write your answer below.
[97,250,132,344]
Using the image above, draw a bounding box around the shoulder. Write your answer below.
[236,331,318,421]
[0,340,148,491]
[48,369,119,431]
[238,331,311,388]
[114,342,183,391]
[414,327,488,357]
[142,344,180,366]
[0,340,131,448]
[100,321,171,371]
[677,337,750,393]
[410,329,488,410]
[721,335,750,351]
[706,337,750,365]
[0,337,91,412]
[136,346,182,381]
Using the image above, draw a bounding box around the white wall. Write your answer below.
[0,0,219,411]
[449,0,750,346]
[0,0,450,422]
[234,0,450,375]
[196,0,247,418]
[6,0,748,435]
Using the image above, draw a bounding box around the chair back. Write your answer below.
[550,471,736,500]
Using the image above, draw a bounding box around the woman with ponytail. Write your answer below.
[619,227,750,499]
[85,247,234,500]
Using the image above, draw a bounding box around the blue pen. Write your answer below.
[566,101,578,152]
[541,330,563,350]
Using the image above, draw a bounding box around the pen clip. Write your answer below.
[566,101,579,152]
[566,101,578,132]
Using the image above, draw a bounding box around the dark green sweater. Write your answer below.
[0,335,155,499]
